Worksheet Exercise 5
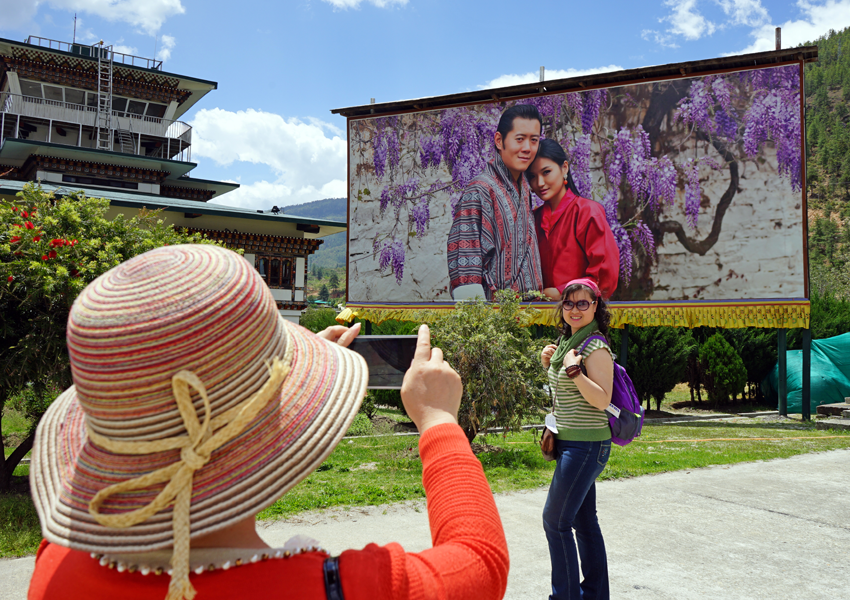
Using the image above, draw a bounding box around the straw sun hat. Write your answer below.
[30,244,367,599]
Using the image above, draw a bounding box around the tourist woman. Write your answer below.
[540,277,614,600]
[27,244,509,600]
[527,139,620,300]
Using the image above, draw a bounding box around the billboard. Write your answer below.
[341,56,811,328]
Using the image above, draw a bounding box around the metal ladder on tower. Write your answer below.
[93,41,114,152]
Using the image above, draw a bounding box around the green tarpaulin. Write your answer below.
[762,332,850,413]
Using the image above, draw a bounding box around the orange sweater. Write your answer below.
[28,423,509,600]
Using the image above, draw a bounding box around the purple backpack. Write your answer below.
[579,335,645,446]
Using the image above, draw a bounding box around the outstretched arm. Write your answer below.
[340,325,509,600]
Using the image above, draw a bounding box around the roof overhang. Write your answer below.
[162,176,240,199]
[332,46,819,119]
[0,139,197,178]
[0,179,347,238]
[0,37,217,119]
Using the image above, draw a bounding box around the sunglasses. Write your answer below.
[562,300,596,311]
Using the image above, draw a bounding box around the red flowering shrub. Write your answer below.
[0,183,223,491]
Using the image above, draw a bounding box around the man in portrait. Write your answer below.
[446,104,544,301]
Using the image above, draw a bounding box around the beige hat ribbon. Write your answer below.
[86,348,292,600]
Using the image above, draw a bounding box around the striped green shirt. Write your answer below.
[548,334,612,441]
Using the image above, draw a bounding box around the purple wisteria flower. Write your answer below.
[378,239,406,284]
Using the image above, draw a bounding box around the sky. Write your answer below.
[2,0,849,210]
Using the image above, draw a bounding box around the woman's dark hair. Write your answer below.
[528,138,581,196]
[496,105,542,142]
[554,283,611,340]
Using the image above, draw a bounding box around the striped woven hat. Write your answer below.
[30,244,367,599]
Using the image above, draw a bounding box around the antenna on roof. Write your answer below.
[73,13,77,44]
[154,34,158,61]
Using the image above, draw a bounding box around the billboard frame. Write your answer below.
[334,47,818,330]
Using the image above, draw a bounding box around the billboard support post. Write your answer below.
[778,329,787,416]
[802,328,812,420]
[619,325,628,368]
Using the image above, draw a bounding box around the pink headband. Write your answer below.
[565,277,601,298]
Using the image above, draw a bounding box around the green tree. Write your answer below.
[318,284,330,302]
[0,184,221,490]
[329,272,340,294]
[317,266,324,281]
[610,327,694,411]
[699,333,747,405]
[430,290,547,443]
[299,306,339,332]
[720,329,778,402]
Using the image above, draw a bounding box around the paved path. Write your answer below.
[3,449,849,599]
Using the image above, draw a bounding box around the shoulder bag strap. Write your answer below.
[547,334,564,412]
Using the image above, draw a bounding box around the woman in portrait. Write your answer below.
[527,139,620,300]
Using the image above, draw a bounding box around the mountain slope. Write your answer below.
[285,197,347,268]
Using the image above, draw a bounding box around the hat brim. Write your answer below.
[30,316,368,553]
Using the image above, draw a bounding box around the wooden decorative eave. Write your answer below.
[3,56,190,105]
[161,185,215,202]
[276,302,308,311]
[0,165,20,179]
[24,156,171,183]
[184,228,324,255]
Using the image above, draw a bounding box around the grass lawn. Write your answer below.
[5,403,850,559]
[258,418,850,519]
[3,406,32,477]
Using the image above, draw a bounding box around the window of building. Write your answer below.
[269,259,281,287]
[256,258,269,283]
[127,100,147,116]
[62,174,139,190]
[255,256,293,289]
[43,85,64,102]
[17,80,170,120]
[64,88,85,105]
[146,103,167,118]
[20,80,42,98]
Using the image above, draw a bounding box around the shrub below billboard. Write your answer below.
[347,64,804,304]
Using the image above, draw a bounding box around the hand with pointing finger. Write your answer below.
[400,324,462,434]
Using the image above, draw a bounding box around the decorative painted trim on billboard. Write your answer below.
[337,299,810,330]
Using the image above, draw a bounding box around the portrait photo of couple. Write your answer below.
[346,64,805,305]
[446,104,620,302]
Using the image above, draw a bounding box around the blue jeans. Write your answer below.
[543,438,611,600]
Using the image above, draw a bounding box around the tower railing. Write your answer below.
[23,36,163,70]
[0,92,192,161]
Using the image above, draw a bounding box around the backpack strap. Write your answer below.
[577,334,609,356]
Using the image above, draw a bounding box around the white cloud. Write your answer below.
[662,0,717,40]
[156,34,176,62]
[322,0,407,8]
[212,179,347,210]
[646,0,770,47]
[113,44,138,55]
[190,108,347,210]
[716,0,770,27]
[729,0,850,54]
[2,2,40,31]
[5,1,185,36]
[480,65,625,89]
